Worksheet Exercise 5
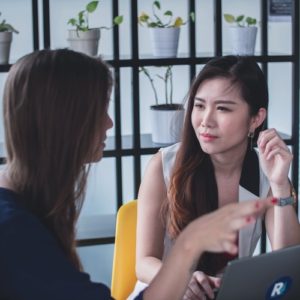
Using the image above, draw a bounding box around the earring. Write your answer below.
[248,131,255,150]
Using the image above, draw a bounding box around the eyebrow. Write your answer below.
[194,97,237,105]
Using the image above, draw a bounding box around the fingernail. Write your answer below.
[271,197,278,205]
[255,201,260,209]
[246,216,253,223]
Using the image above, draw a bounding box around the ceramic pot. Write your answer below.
[150,103,184,144]
[67,28,100,56]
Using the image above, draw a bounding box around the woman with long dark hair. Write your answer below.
[131,56,300,300]
[0,50,277,300]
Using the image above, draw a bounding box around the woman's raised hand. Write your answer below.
[180,197,276,258]
[257,128,292,189]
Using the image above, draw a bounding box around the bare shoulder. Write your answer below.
[141,151,164,184]
[139,151,166,199]
[146,151,163,171]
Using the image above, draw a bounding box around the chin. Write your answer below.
[87,151,103,163]
[93,154,103,162]
[200,145,219,155]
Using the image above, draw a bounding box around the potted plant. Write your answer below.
[224,14,257,56]
[67,1,123,56]
[0,12,19,64]
[138,1,194,58]
[140,66,185,144]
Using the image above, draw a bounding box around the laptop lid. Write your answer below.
[216,244,300,300]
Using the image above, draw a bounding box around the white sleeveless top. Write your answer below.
[128,143,270,299]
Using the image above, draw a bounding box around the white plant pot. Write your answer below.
[229,26,257,56]
[67,28,100,56]
[0,31,13,64]
[150,104,185,144]
[149,27,180,58]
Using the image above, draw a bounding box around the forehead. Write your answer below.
[195,77,244,102]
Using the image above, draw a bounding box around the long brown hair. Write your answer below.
[163,56,269,274]
[3,49,112,269]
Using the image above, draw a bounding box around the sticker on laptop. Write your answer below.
[266,276,292,299]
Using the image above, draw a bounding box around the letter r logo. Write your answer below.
[266,276,292,300]
[270,282,286,297]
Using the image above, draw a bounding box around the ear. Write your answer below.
[249,108,267,132]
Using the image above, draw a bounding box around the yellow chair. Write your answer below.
[111,200,137,300]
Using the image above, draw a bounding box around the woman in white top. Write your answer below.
[130,56,300,300]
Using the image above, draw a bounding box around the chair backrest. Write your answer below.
[111,200,137,300]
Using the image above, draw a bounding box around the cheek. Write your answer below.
[191,109,199,128]
[221,115,251,136]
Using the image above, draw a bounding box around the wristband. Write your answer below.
[276,181,297,207]
[277,196,296,207]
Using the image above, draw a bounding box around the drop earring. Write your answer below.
[248,131,255,150]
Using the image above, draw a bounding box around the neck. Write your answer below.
[0,166,15,191]
[210,142,248,177]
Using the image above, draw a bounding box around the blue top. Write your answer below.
[0,188,144,300]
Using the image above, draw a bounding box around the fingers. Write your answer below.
[221,238,239,255]
[193,271,215,299]
[184,279,206,300]
[183,286,205,300]
[264,146,292,161]
[227,197,276,232]
[189,198,277,256]
[258,129,292,161]
[233,197,276,217]
[258,128,285,149]
[208,276,221,289]
[184,271,218,300]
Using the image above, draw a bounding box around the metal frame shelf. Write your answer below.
[0,0,298,248]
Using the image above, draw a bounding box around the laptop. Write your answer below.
[216,244,300,300]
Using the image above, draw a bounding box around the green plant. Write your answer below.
[138,0,195,28]
[68,1,123,32]
[0,12,19,33]
[140,66,174,106]
[224,14,257,27]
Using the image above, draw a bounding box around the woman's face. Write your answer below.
[191,77,262,157]
[90,110,113,162]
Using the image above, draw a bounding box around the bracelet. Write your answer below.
[277,183,297,207]
[277,196,296,207]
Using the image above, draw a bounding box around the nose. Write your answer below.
[106,113,113,130]
[201,109,214,128]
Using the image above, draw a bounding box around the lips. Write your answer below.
[200,133,218,141]
[201,133,217,138]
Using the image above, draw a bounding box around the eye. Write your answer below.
[217,106,231,112]
[194,102,205,109]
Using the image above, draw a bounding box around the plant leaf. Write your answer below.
[246,16,257,26]
[68,18,77,26]
[78,10,85,20]
[190,12,195,22]
[0,13,18,33]
[86,1,99,13]
[236,15,244,23]
[153,1,161,10]
[114,15,123,25]
[164,10,173,16]
[173,17,183,27]
[5,23,19,33]
[138,12,149,23]
[148,22,158,28]
[224,14,235,23]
